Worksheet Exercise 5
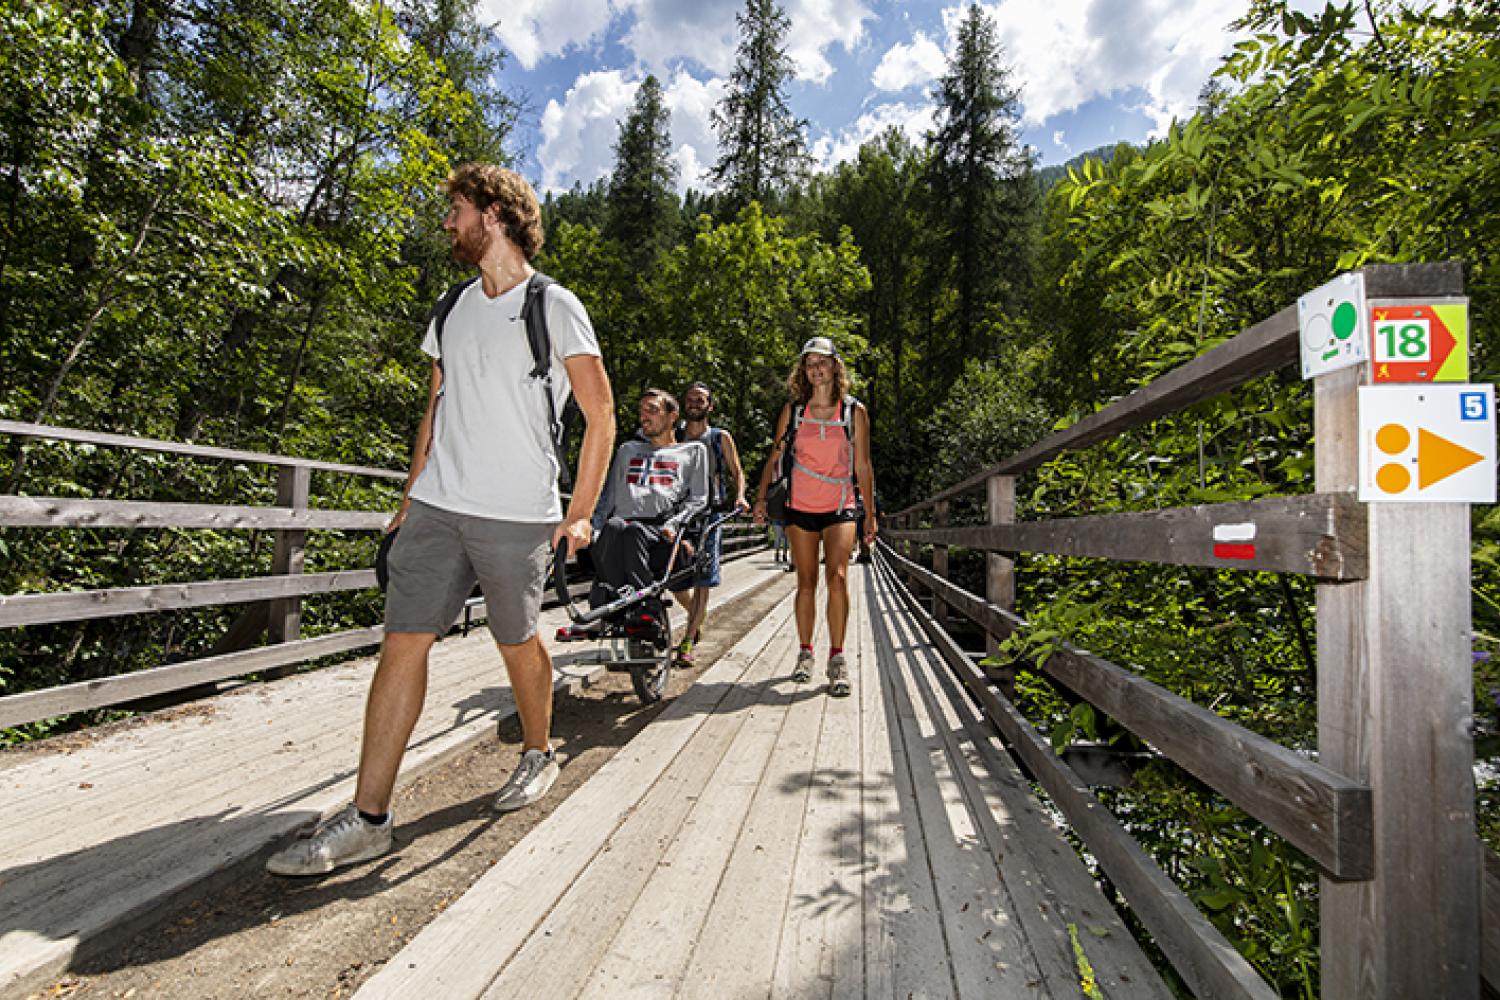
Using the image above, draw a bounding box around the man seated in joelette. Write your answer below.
[588,389,710,619]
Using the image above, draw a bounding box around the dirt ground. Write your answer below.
[24,571,795,1000]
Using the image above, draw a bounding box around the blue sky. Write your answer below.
[482,0,1310,196]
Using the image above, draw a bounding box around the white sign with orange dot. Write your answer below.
[1358,385,1496,503]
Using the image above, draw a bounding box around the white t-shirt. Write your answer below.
[408,277,601,521]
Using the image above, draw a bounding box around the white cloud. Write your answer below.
[811,101,936,171]
[537,69,725,196]
[626,0,741,76]
[621,0,872,83]
[1052,129,1071,154]
[785,0,875,85]
[665,71,727,192]
[538,70,637,194]
[871,31,946,93]
[958,0,1330,135]
[484,0,624,70]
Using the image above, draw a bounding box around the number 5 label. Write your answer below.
[1374,318,1431,362]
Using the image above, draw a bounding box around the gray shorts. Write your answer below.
[383,500,555,644]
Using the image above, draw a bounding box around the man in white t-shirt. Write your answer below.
[267,163,616,876]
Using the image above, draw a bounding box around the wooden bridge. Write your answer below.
[0,262,1492,998]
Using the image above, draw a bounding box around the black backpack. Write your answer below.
[676,424,732,511]
[427,271,579,488]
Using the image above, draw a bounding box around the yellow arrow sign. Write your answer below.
[1419,427,1484,489]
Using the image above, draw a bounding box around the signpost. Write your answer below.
[1358,384,1495,503]
[1367,297,1469,383]
[1299,272,1368,378]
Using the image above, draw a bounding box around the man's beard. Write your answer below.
[684,405,709,421]
[450,222,486,265]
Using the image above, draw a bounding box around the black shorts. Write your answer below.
[784,506,860,534]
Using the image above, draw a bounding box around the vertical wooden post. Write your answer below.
[986,475,1015,661]
[1316,288,1478,998]
[932,500,950,629]
[269,464,311,645]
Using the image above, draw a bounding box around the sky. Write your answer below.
[481,0,1309,197]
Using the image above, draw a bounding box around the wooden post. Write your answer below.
[269,464,311,645]
[986,476,1016,698]
[1315,292,1479,997]
[932,500,950,628]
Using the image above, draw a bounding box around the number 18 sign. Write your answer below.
[1368,297,1469,383]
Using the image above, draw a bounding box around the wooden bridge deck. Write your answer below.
[354,560,1170,1000]
[0,557,775,994]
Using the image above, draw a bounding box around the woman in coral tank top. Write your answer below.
[752,337,878,697]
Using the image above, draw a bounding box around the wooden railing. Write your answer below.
[0,421,768,729]
[881,262,1484,1000]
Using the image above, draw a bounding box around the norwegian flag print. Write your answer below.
[627,455,680,488]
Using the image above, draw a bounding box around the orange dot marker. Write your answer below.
[1375,423,1410,455]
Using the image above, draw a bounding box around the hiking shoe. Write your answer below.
[265,804,393,876]
[827,653,851,698]
[792,648,814,683]
[494,747,559,813]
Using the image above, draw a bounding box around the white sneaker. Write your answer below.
[494,748,559,812]
[827,653,851,698]
[792,649,814,683]
[266,804,393,876]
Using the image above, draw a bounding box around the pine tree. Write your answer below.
[710,0,809,212]
[606,75,679,273]
[926,2,1033,361]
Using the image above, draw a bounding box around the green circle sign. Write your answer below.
[1332,301,1358,340]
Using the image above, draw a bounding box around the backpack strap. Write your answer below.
[428,276,480,372]
[520,272,574,489]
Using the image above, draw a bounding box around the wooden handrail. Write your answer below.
[0,495,390,531]
[0,571,378,628]
[888,492,1367,580]
[0,420,407,480]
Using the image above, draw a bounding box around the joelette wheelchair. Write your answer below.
[552,510,738,704]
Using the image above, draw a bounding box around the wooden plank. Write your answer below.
[876,549,1281,1000]
[0,419,407,480]
[676,617,831,995]
[890,492,1368,581]
[0,626,384,729]
[0,495,390,530]
[771,570,864,1000]
[875,570,1049,996]
[575,635,803,1000]
[354,591,797,999]
[886,562,1171,998]
[884,544,1373,881]
[898,262,1465,515]
[0,570,377,629]
[855,568,953,1000]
